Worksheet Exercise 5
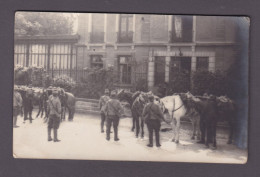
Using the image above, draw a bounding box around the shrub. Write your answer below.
[14,66,51,87]
[52,75,76,92]
[168,70,191,95]
[135,78,148,92]
[191,70,230,96]
[72,67,117,99]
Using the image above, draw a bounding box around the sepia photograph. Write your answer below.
[13,12,249,164]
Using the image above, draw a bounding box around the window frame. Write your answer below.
[118,55,132,84]
[90,55,104,68]
[118,14,134,43]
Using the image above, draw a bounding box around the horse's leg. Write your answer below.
[36,101,41,118]
[212,122,217,148]
[70,106,75,121]
[227,117,234,144]
[171,118,176,142]
[190,118,196,140]
[141,120,144,138]
[175,118,181,144]
[131,111,135,132]
[198,118,205,144]
[135,116,140,138]
[195,118,201,140]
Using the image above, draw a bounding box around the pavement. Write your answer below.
[13,111,247,164]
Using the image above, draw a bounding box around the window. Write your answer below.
[14,44,27,67]
[170,57,191,79]
[118,56,132,84]
[91,14,105,43]
[91,55,103,68]
[196,57,209,71]
[29,44,48,67]
[118,14,133,43]
[49,44,76,70]
[172,16,193,42]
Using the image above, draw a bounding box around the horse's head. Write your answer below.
[217,96,235,113]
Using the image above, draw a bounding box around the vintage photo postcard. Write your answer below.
[13,12,249,164]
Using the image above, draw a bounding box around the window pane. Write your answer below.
[196,57,209,71]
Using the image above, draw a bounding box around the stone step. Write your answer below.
[76,108,100,115]
[76,102,99,108]
[76,98,99,104]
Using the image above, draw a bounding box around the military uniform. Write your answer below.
[13,87,23,128]
[142,100,165,147]
[103,92,124,141]
[24,88,34,123]
[99,90,110,133]
[47,91,62,142]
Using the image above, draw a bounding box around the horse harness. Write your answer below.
[171,97,184,120]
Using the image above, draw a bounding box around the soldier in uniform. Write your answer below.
[23,85,34,123]
[142,95,165,147]
[13,85,23,128]
[99,89,110,133]
[103,91,124,141]
[47,89,62,142]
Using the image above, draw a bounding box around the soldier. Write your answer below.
[99,89,110,133]
[47,89,62,142]
[13,86,23,128]
[142,95,165,147]
[103,91,124,141]
[23,86,34,123]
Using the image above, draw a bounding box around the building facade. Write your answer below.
[76,14,239,90]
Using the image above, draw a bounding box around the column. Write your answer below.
[192,16,196,42]
[191,46,196,71]
[104,14,107,43]
[209,56,215,72]
[115,14,119,43]
[168,15,172,42]
[133,14,136,43]
[165,56,170,82]
[88,13,92,43]
[148,54,155,89]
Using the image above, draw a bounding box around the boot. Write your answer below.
[48,128,52,141]
[114,131,119,141]
[53,129,60,142]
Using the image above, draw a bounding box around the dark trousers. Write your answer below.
[146,119,161,146]
[100,112,106,131]
[106,115,119,140]
[48,114,60,140]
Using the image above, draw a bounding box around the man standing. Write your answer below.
[47,89,62,142]
[23,86,34,123]
[142,95,165,147]
[103,91,124,141]
[99,89,110,133]
[13,86,23,128]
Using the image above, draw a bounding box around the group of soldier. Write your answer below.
[13,85,62,142]
[14,85,165,147]
[99,89,165,147]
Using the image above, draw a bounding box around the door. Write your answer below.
[154,56,165,86]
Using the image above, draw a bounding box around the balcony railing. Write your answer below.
[171,29,193,43]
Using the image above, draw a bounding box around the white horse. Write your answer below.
[161,93,200,143]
